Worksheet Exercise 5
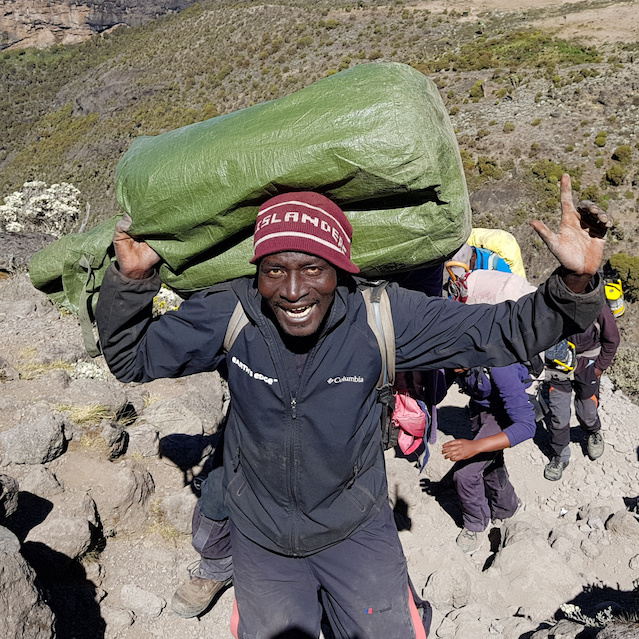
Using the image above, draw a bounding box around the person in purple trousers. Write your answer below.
[443,363,536,554]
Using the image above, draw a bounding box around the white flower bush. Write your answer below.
[0,180,81,238]
[71,361,111,381]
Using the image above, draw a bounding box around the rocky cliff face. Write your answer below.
[0,0,195,49]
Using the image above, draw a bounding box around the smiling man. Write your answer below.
[96,180,609,639]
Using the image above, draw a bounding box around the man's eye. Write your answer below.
[305,267,320,275]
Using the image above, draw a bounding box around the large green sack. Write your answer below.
[30,62,470,318]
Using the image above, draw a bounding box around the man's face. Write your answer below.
[258,251,338,338]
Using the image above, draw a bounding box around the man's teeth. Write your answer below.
[285,306,312,318]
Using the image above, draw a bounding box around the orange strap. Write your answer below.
[408,585,428,639]
[230,598,239,639]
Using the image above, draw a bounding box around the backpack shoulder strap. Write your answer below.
[359,281,395,388]
[223,300,249,353]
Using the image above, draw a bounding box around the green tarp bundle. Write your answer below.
[30,62,471,320]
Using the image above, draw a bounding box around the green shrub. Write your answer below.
[469,80,484,99]
[476,156,503,179]
[594,131,607,147]
[531,118,542,126]
[459,149,475,172]
[581,184,600,202]
[322,19,340,29]
[605,164,627,186]
[607,252,639,302]
[530,159,567,184]
[607,347,639,403]
[612,145,632,165]
[595,158,604,168]
[503,121,515,133]
[429,31,600,73]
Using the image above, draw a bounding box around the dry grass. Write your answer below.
[146,499,182,542]
[77,431,110,453]
[54,403,114,425]
[14,347,75,380]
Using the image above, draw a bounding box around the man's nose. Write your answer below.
[282,271,308,301]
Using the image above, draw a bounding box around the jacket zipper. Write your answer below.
[246,290,337,556]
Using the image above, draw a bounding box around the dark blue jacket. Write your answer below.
[96,265,603,556]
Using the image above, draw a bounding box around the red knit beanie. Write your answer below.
[250,192,359,274]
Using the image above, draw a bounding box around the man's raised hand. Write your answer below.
[113,213,161,280]
[530,173,612,292]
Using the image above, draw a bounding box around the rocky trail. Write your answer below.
[1,271,639,639]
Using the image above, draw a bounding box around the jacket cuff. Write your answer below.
[108,262,162,292]
[545,269,605,332]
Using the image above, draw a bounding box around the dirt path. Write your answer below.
[410,0,639,45]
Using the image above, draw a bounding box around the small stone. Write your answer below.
[581,538,601,559]
[120,583,166,619]
[551,536,572,556]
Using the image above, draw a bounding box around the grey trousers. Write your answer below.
[546,360,601,459]
[191,502,233,581]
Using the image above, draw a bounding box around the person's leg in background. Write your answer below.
[544,374,573,481]
[452,412,505,553]
[483,451,519,522]
[171,465,233,618]
[573,360,604,460]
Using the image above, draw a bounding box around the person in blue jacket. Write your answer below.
[95,174,609,639]
[443,363,535,554]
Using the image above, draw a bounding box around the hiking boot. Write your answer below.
[171,566,232,618]
[492,498,525,525]
[456,528,484,555]
[587,431,604,460]
[544,457,569,482]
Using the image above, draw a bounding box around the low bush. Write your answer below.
[607,252,639,302]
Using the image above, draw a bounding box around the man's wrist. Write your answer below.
[116,263,157,281]
[558,268,593,293]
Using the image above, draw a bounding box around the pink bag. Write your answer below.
[392,392,427,455]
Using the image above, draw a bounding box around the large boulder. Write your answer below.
[0,414,66,465]
[0,526,55,639]
[18,465,64,499]
[89,459,155,532]
[605,511,639,541]
[25,515,93,560]
[486,535,583,620]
